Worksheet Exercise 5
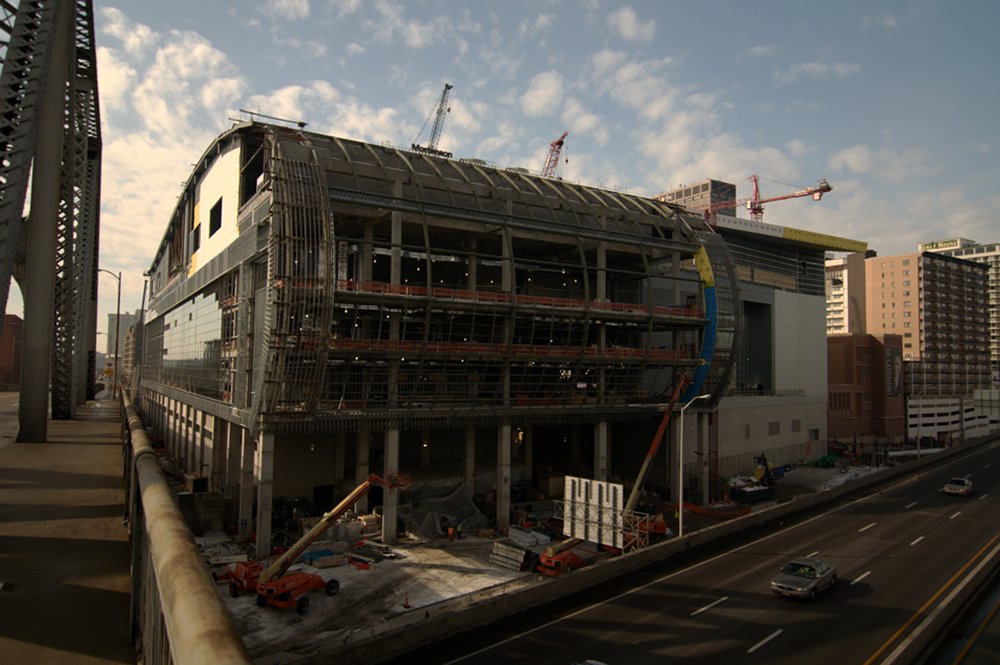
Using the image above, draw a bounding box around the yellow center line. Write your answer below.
[864,531,1000,665]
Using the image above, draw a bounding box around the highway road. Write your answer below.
[424,439,1000,665]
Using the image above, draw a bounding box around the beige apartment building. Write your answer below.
[864,251,991,442]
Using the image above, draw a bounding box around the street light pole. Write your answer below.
[678,393,709,538]
[99,269,121,399]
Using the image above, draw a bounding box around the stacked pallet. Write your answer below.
[489,539,532,571]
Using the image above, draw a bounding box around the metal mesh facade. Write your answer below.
[144,123,741,434]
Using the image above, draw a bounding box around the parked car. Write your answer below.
[770,557,837,600]
[941,477,973,496]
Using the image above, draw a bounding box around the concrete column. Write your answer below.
[210,414,224,479]
[382,428,400,545]
[184,404,193,472]
[355,429,370,513]
[594,421,609,481]
[698,412,711,507]
[668,417,678,501]
[523,426,534,487]
[333,432,346,482]
[464,427,476,496]
[18,3,72,442]
[238,428,254,539]
[496,424,512,533]
[167,399,176,457]
[255,432,275,559]
[225,421,241,501]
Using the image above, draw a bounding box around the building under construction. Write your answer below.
[136,120,747,555]
[137,120,865,557]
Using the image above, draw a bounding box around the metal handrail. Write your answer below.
[122,390,251,664]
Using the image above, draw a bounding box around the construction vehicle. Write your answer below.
[700,174,832,222]
[222,472,410,614]
[754,453,777,487]
[411,83,454,158]
[536,376,691,574]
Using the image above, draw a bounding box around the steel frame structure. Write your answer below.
[0,0,102,424]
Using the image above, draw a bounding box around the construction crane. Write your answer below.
[541,131,568,178]
[701,175,833,222]
[411,83,454,158]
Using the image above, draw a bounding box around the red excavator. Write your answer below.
[222,472,410,614]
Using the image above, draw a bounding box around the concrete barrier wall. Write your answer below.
[295,437,998,664]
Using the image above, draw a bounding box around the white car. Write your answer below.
[941,477,972,496]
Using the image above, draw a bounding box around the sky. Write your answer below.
[6,0,1000,335]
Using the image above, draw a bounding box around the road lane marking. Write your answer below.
[950,512,961,520]
[859,522,877,532]
[910,536,924,546]
[807,550,819,557]
[864,531,1000,665]
[905,501,918,509]
[691,596,728,616]
[747,629,782,654]
[980,494,987,500]
[852,571,871,585]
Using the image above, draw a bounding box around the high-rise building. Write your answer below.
[658,179,737,218]
[921,238,1000,383]
[106,310,139,359]
[825,252,868,334]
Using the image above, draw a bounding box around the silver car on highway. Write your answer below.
[770,557,837,600]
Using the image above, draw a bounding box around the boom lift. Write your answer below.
[536,376,691,575]
[222,473,410,614]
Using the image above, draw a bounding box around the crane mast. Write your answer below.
[412,83,454,158]
[541,131,568,178]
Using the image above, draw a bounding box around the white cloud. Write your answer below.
[326,0,361,16]
[346,43,366,56]
[829,144,939,183]
[744,45,779,58]
[99,7,158,59]
[201,78,245,112]
[246,81,340,126]
[365,0,451,48]
[518,14,554,37]
[132,31,239,137]
[607,6,655,43]
[95,47,137,113]
[521,71,564,117]
[562,97,608,146]
[588,52,677,121]
[271,33,328,60]
[862,14,898,29]
[262,0,310,20]
[775,61,860,85]
[591,49,628,77]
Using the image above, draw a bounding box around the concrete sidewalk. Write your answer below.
[0,394,133,664]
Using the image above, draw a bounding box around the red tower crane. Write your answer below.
[702,175,833,222]
[541,131,568,178]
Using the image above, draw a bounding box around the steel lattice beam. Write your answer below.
[0,1,101,430]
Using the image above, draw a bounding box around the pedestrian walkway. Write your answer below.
[0,395,132,664]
